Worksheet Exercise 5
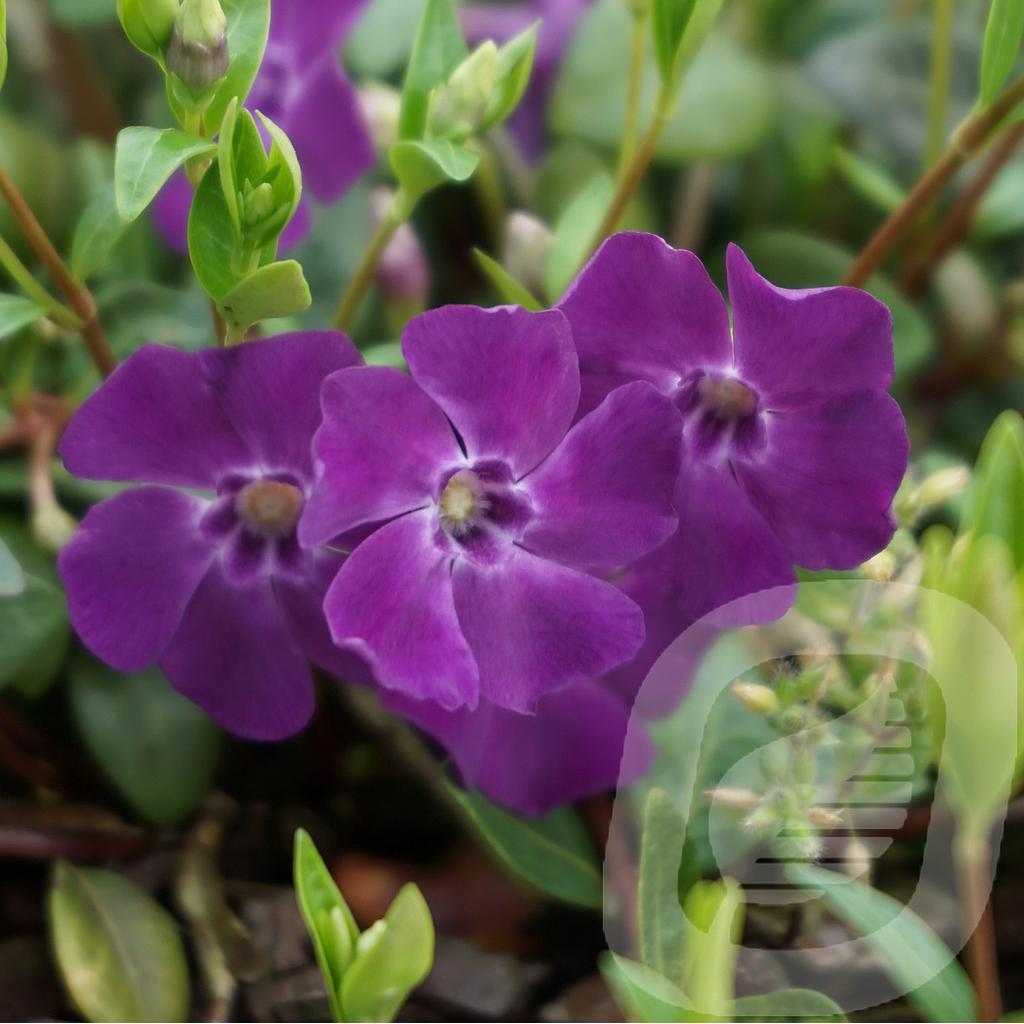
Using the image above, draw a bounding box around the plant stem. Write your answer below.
[903,120,1024,296]
[332,201,405,332]
[0,164,116,377]
[924,0,956,171]
[618,10,650,179]
[843,74,1024,288]
[0,235,81,329]
[956,832,1002,1022]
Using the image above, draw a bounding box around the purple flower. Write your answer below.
[560,232,909,686]
[299,304,683,714]
[154,0,376,253]
[58,333,373,740]
[462,0,590,160]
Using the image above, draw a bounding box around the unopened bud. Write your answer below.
[32,504,77,553]
[358,83,402,154]
[705,787,760,809]
[733,680,779,715]
[241,181,276,230]
[502,211,552,298]
[168,0,228,99]
[776,706,806,735]
[807,806,845,829]
[861,550,896,581]
[917,465,970,511]
[117,0,179,58]
[430,41,498,141]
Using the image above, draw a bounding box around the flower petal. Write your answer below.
[286,60,375,203]
[453,546,644,711]
[734,391,908,569]
[199,331,362,483]
[323,511,479,709]
[727,244,895,410]
[58,487,214,671]
[522,381,681,568]
[59,345,250,488]
[272,0,369,65]
[161,566,315,740]
[151,170,191,254]
[559,232,732,413]
[300,366,461,545]
[387,682,653,815]
[403,305,579,478]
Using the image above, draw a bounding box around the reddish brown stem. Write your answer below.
[958,836,1003,1022]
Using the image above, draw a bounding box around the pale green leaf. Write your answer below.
[544,172,612,302]
[71,184,129,281]
[734,988,847,1021]
[482,23,539,131]
[0,294,46,340]
[651,0,698,81]
[389,138,479,206]
[980,0,1024,106]
[399,0,468,140]
[219,260,311,332]
[472,248,543,310]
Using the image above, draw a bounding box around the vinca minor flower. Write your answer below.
[300,304,684,713]
[58,333,372,739]
[155,0,375,252]
[560,233,909,680]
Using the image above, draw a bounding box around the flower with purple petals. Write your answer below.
[560,233,909,675]
[300,304,683,714]
[58,333,372,740]
[154,0,376,253]
[462,0,590,159]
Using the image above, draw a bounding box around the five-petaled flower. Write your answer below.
[299,304,684,713]
[58,332,372,739]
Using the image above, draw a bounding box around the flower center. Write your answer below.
[439,469,489,537]
[697,375,758,419]
[235,480,305,536]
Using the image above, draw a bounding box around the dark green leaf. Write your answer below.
[544,172,612,302]
[734,988,847,1022]
[651,0,698,81]
[472,248,543,310]
[114,127,215,222]
[0,0,7,92]
[0,294,46,340]
[69,655,221,828]
[71,184,130,281]
[399,0,468,140]
[188,166,239,301]
[980,0,1024,106]
[219,260,311,333]
[389,138,479,205]
[49,861,191,1022]
[447,784,603,908]
[788,864,977,1023]
[0,536,23,597]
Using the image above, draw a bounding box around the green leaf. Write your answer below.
[114,126,216,222]
[833,146,906,214]
[200,0,270,130]
[389,138,479,206]
[734,988,847,1022]
[219,260,311,332]
[980,0,1024,106]
[0,0,7,93]
[600,952,688,1024]
[340,883,434,1023]
[788,864,978,1024]
[49,861,191,1022]
[738,230,933,388]
[447,784,603,908]
[472,248,543,310]
[68,655,221,828]
[680,878,744,1019]
[482,23,539,131]
[651,0,698,82]
[346,0,426,80]
[255,110,303,225]
[294,828,358,1022]
[962,411,1024,570]
[544,172,612,302]
[552,2,777,164]
[0,294,46,340]
[399,0,468,140]
[0,536,24,597]
[188,166,238,301]
[71,184,130,281]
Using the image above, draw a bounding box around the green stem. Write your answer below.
[955,830,1002,1022]
[0,235,82,329]
[331,194,407,332]
[618,10,650,180]
[924,0,956,171]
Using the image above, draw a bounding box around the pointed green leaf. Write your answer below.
[255,110,303,224]
[399,0,468,139]
[49,861,190,1022]
[218,260,311,332]
[69,655,221,828]
[980,0,1024,107]
[481,23,539,131]
[340,883,434,1023]
[447,783,603,908]
[651,0,698,82]
[833,146,906,214]
[0,0,8,93]
[734,988,847,1022]
[472,248,543,310]
[294,828,359,1022]
[544,172,613,302]
[198,0,270,130]
[0,294,46,341]
[188,166,238,301]
[71,183,129,281]
[389,138,479,206]
[680,877,744,1019]
[0,536,23,597]
[788,864,977,1024]
[114,126,216,221]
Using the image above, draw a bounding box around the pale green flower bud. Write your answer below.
[430,41,499,142]
[117,0,179,59]
[732,680,779,716]
[32,504,77,553]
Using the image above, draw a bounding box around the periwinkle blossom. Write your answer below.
[559,233,909,692]
[58,333,372,740]
[300,304,684,715]
[154,0,375,252]
[462,0,590,159]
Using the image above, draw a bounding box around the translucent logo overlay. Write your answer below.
[606,579,1018,1016]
